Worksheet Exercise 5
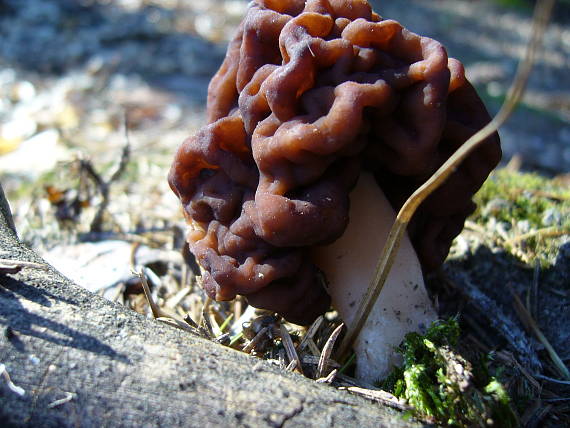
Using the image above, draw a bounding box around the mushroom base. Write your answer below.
[312,172,437,381]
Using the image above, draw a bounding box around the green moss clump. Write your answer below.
[473,170,569,227]
[471,169,570,267]
[378,319,517,427]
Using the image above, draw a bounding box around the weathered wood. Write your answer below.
[0,184,16,237]
[0,184,423,428]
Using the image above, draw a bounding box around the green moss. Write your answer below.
[378,319,517,427]
[473,170,569,225]
[471,169,570,267]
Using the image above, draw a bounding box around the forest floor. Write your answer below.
[0,0,568,426]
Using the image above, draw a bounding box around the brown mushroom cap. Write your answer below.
[168,0,501,324]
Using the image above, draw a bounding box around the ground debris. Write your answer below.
[0,258,46,275]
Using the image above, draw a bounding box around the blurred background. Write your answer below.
[0,0,568,244]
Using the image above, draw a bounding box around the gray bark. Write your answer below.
[0,183,423,427]
[0,184,16,237]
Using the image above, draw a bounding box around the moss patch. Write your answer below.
[471,169,570,267]
[379,319,517,427]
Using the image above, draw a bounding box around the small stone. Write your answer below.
[0,68,16,86]
[12,81,36,102]
[451,235,469,258]
[482,198,510,217]
[0,115,37,146]
[517,220,531,234]
[486,81,502,97]
[28,354,40,365]
[0,129,66,178]
[194,14,214,40]
[224,1,248,17]
[542,208,562,227]
[55,104,80,130]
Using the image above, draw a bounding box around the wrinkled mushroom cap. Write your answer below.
[169,0,500,324]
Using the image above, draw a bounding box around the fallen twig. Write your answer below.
[455,273,542,371]
[297,315,323,352]
[316,369,337,384]
[285,359,298,371]
[0,186,16,234]
[317,323,344,379]
[183,313,200,330]
[529,260,540,319]
[280,324,303,375]
[85,112,131,233]
[302,355,340,369]
[137,269,162,319]
[136,269,207,336]
[534,374,570,386]
[0,259,47,275]
[504,227,569,247]
[201,308,216,339]
[0,363,25,397]
[339,386,410,411]
[510,285,570,380]
[47,392,75,409]
[242,327,269,354]
[156,317,201,335]
[496,351,541,391]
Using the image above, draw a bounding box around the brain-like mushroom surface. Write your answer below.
[169,0,501,325]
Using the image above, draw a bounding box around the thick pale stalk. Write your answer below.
[311,172,436,381]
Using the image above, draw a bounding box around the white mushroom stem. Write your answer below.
[311,172,437,382]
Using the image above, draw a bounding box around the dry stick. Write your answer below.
[0,259,46,273]
[137,270,204,335]
[47,392,75,409]
[302,354,341,368]
[208,310,224,337]
[317,323,344,379]
[337,0,556,360]
[307,340,322,357]
[280,324,303,374]
[285,359,298,371]
[510,286,570,380]
[534,374,570,385]
[504,226,569,247]
[530,259,540,319]
[316,369,337,384]
[297,315,324,352]
[183,313,200,329]
[201,308,216,338]
[0,186,16,235]
[340,386,410,412]
[242,326,269,353]
[87,112,131,233]
[198,296,211,327]
[496,350,541,391]
[0,363,25,396]
[138,269,164,319]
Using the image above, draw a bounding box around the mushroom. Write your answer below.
[168,0,500,381]
[311,172,436,380]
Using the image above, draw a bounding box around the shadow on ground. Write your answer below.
[429,241,569,371]
[0,275,129,363]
